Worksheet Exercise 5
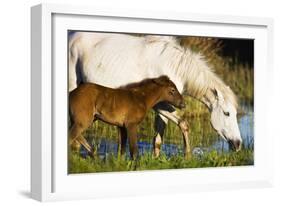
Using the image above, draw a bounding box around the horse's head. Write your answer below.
[210,88,242,151]
[153,76,186,109]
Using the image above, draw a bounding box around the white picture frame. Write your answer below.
[31,3,274,202]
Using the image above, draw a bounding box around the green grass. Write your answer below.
[69,149,254,174]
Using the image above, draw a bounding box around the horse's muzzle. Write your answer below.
[229,139,242,151]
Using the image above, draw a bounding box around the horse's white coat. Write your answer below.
[69,32,242,150]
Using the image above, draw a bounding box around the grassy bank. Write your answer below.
[69,149,254,173]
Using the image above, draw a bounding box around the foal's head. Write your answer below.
[152,76,185,109]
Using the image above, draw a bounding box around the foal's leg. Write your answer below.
[69,124,85,149]
[126,124,138,160]
[69,114,95,156]
[76,135,94,155]
[118,127,127,157]
[71,139,81,153]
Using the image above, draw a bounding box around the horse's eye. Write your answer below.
[224,111,230,116]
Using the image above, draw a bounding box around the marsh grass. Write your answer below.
[69,149,254,173]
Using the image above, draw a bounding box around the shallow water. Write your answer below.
[81,104,254,158]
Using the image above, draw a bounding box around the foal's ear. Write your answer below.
[153,75,171,85]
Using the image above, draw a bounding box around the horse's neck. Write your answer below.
[172,50,220,110]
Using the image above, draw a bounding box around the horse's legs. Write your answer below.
[153,114,168,157]
[178,119,190,159]
[118,126,128,157]
[153,103,175,157]
[154,103,191,159]
[126,124,138,160]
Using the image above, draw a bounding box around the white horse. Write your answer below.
[68,32,242,157]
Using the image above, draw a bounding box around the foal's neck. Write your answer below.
[138,84,163,109]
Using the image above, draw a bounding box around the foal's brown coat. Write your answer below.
[69,76,185,159]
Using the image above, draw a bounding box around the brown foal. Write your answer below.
[69,75,185,159]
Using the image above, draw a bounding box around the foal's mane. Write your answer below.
[119,76,170,90]
[120,78,154,89]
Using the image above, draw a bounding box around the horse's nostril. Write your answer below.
[228,139,241,151]
[234,140,242,151]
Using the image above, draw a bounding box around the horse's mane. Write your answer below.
[157,37,238,109]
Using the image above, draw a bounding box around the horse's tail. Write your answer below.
[68,33,82,92]
[68,32,112,91]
